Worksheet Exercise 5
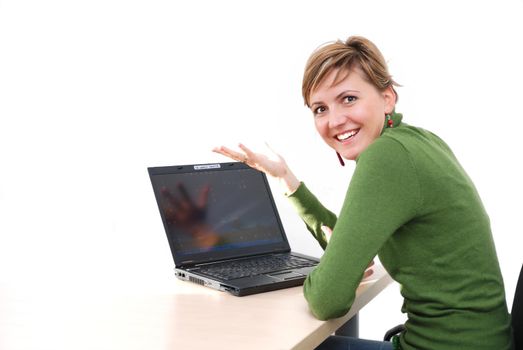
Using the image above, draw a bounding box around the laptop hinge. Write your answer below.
[182,250,292,268]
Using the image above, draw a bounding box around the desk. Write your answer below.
[0,265,392,350]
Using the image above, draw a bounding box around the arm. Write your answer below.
[303,138,422,320]
[286,183,338,250]
[213,143,337,249]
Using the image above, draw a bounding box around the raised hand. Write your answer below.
[213,143,287,178]
[213,143,300,194]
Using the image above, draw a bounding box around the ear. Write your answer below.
[382,86,397,114]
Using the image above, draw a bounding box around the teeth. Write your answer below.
[336,130,358,141]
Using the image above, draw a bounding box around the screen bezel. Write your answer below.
[148,162,291,267]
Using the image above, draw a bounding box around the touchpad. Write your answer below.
[267,271,304,280]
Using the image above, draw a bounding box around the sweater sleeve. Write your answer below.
[286,183,338,250]
[303,137,422,320]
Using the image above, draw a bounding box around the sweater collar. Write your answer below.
[380,110,403,135]
[355,111,404,163]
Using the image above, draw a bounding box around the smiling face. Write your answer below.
[309,67,396,161]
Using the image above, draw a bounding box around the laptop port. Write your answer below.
[220,285,240,295]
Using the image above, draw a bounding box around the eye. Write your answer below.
[343,95,357,103]
[313,105,326,116]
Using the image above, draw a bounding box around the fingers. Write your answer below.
[212,145,248,163]
[264,141,276,154]
[321,225,333,243]
[320,226,333,235]
[363,260,375,280]
[212,145,238,159]
[264,141,282,159]
[238,143,256,160]
[363,268,374,279]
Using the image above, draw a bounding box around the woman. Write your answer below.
[213,36,513,350]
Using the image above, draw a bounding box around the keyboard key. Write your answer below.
[197,254,316,280]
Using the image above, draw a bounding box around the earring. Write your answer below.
[336,152,345,166]
[386,114,393,128]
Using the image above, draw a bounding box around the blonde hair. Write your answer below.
[302,36,399,107]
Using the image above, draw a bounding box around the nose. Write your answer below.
[328,106,348,129]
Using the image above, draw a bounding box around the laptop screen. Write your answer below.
[149,163,290,266]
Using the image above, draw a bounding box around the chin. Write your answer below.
[342,142,371,161]
[336,151,356,161]
[329,143,359,161]
[343,154,358,161]
[342,146,360,159]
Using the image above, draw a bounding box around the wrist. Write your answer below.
[278,167,300,195]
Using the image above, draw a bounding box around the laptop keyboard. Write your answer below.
[196,254,317,280]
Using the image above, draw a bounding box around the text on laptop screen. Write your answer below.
[151,167,285,259]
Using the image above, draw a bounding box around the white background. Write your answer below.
[1,0,522,342]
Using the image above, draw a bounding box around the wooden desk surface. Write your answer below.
[0,265,392,350]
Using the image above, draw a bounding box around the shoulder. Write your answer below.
[356,133,412,168]
[353,130,421,196]
[358,123,451,168]
[354,133,419,183]
[347,130,423,221]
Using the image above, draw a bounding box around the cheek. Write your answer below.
[349,105,370,124]
[314,119,329,139]
[355,106,382,134]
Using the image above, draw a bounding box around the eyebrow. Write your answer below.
[310,89,360,109]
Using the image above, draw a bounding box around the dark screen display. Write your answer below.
[150,166,286,261]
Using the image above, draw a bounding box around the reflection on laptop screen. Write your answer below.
[150,167,285,258]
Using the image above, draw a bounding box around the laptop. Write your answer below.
[148,161,319,296]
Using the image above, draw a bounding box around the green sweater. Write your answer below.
[288,112,513,350]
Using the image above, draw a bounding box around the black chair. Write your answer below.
[384,264,523,350]
[513,264,523,350]
[383,324,405,342]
